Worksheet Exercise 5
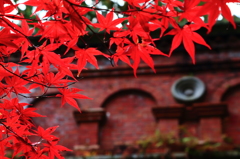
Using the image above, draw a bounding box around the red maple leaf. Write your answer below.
[166,23,211,63]
[112,46,132,67]
[39,20,75,44]
[45,72,74,86]
[24,0,66,18]
[56,88,91,111]
[12,19,34,58]
[14,101,45,125]
[63,0,91,35]
[73,46,109,76]
[177,0,207,28]
[35,126,59,142]
[11,133,35,158]
[94,10,126,33]
[124,0,150,8]
[43,140,72,159]
[3,115,20,131]
[0,28,19,49]
[116,42,167,77]
[22,42,65,77]
[114,22,151,44]
[5,69,31,96]
[0,0,16,14]
[0,139,12,159]
[162,0,183,11]
[198,0,238,32]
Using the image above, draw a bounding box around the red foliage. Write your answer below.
[0,0,238,158]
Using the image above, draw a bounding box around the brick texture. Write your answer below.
[100,90,156,150]
[199,118,222,142]
[157,119,179,138]
[78,123,99,145]
[31,45,240,152]
[222,85,240,144]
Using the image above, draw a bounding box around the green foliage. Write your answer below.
[138,127,235,154]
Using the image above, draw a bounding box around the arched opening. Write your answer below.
[222,84,240,144]
[100,89,157,151]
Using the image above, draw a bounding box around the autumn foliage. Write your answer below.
[0,0,238,158]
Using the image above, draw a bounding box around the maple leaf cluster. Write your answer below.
[0,0,238,158]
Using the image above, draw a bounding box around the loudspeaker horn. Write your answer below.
[171,76,206,103]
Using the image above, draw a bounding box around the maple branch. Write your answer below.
[0,121,38,154]
[18,93,55,99]
[66,0,168,17]
[1,18,35,48]
[0,94,8,99]
[0,14,40,22]
[0,63,76,89]
[78,36,88,47]
[65,0,115,69]
[24,72,43,80]
[66,0,113,56]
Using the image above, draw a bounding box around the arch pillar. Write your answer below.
[73,108,106,149]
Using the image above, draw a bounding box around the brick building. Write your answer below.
[29,24,240,154]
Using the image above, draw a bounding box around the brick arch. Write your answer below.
[99,89,157,150]
[212,77,240,144]
[98,82,162,108]
[101,88,156,107]
[212,77,240,102]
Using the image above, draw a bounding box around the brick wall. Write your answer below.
[31,27,240,153]
[32,60,240,151]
